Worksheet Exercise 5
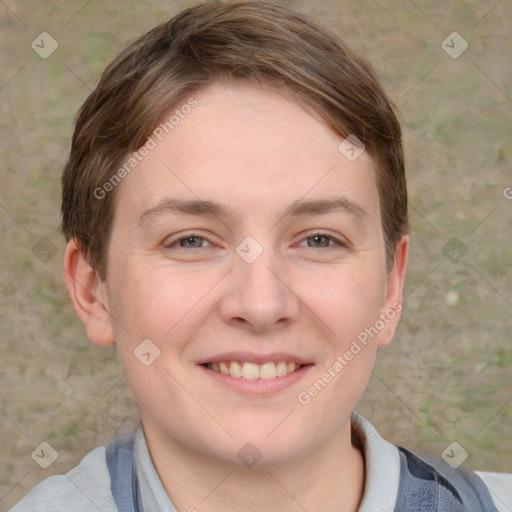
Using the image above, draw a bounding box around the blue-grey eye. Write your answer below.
[306,235,333,248]
[179,236,208,248]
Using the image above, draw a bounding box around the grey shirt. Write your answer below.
[10,413,510,511]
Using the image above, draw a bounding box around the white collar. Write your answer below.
[351,412,400,512]
[134,413,401,511]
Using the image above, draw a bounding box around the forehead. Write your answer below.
[113,82,380,227]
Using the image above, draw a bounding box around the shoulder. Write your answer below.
[396,446,505,512]
[9,446,117,512]
[474,471,512,512]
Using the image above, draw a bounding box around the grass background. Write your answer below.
[1,0,511,509]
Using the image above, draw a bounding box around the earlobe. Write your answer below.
[377,235,410,348]
[63,239,116,347]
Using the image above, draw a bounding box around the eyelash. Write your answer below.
[164,230,346,250]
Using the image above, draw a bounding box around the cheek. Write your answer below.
[297,272,382,407]
[296,263,385,339]
[106,263,220,345]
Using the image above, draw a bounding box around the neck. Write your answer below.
[142,418,365,512]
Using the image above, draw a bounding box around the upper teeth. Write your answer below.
[207,361,301,379]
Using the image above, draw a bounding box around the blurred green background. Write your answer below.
[1,0,511,509]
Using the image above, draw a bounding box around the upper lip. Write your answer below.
[197,351,313,365]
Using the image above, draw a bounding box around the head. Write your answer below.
[62,2,409,468]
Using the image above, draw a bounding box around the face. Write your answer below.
[87,82,407,467]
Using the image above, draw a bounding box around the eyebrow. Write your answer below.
[138,196,368,227]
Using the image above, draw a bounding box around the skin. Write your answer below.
[64,82,409,512]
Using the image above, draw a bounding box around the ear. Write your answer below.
[63,239,115,347]
[377,235,409,348]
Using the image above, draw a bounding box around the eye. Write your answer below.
[164,234,211,249]
[299,230,345,248]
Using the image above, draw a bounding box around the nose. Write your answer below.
[218,243,300,333]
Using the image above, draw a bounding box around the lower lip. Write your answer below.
[198,364,313,395]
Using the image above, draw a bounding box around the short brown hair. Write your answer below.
[61,1,409,279]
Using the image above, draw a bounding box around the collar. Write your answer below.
[350,412,400,512]
[134,413,401,511]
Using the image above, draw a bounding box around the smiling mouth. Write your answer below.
[203,361,304,380]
